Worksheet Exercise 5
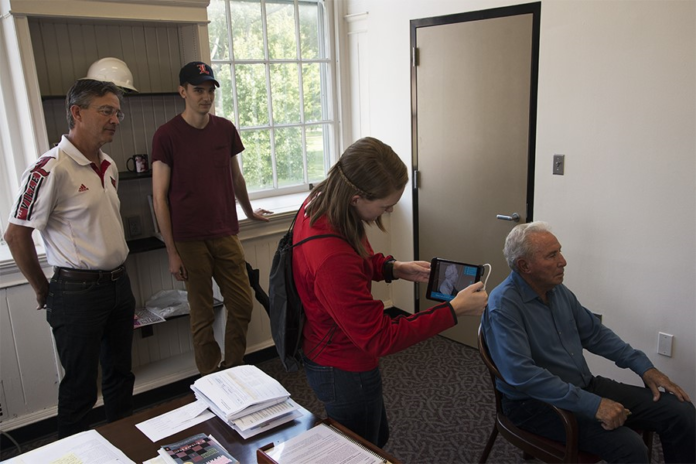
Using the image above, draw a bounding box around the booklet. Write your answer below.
[133,307,166,328]
[158,433,238,464]
[191,365,291,421]
[224,398,303,439]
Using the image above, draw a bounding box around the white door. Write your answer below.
[412,5,540,347]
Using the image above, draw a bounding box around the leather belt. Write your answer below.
[54,265,126,283]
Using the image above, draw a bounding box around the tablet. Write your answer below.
[425,258,484,302]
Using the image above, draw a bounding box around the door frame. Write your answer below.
[410,2,541,311]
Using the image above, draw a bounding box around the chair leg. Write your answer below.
[643,430,654,462]
[479,426,498,463]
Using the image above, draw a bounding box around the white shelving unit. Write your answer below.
[0,0,214,432]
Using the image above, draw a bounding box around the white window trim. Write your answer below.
[0,12,49,272]
[210,0,342,200]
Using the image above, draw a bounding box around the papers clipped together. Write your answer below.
[191,365,302,438]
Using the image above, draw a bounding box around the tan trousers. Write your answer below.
[176,235,253,375]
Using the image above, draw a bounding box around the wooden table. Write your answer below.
[96,394,319,463]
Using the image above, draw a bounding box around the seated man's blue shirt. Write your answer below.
[481,271,654,419]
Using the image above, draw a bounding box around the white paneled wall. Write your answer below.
[29,19,182,96]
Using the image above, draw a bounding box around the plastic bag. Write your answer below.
[145,289,190,319]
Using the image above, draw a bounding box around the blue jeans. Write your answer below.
[303,357,389,447]
[46,270,136,438]
[503,375,696,463]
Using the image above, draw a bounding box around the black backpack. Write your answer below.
[268,210,345,372]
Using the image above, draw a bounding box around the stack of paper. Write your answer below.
[191,365,302,438]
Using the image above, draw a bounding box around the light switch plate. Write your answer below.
[657,332,673,357]
[553,154,565,175]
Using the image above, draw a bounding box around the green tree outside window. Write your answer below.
[209,0,335,196]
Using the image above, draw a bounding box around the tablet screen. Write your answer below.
[426,258,483,302]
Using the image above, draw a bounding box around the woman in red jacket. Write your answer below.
[292,137,488,447]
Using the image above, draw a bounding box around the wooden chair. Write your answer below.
[477,328,653,463]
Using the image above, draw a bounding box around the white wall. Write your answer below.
[346,0,695,397]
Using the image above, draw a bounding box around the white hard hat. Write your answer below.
[83,57,137,92]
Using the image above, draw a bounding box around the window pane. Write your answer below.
[266,1,297,60]
[236,64,269,127]
[302,63,322,122]
[306,124,326,183]
[298,2,320,59]
[231,0,264,60]
[212,63,235,121]
[208,0,334,197]
[275,126,304,187]
[270,63,300,124]
[240,129,272,191]
[209,0,230,60]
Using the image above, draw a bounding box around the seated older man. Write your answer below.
[481,221,694,463]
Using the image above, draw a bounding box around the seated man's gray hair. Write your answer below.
[503,221,552,271]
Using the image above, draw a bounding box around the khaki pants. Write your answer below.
[176,235,253,375]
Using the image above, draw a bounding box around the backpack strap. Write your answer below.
[293,233,345,248]
[287,206,350,249]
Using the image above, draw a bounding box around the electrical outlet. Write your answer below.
[657,332,673,357]
[127,216,143,237]
[553,154,565,175]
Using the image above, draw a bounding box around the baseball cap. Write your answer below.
[179,61,220,87]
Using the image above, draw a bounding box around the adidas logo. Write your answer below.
[78,184,89,192]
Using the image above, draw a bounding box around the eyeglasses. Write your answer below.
[94,105,125,122]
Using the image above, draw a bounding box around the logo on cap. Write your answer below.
[197,64,210,76]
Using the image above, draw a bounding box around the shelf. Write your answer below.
[136,299,223,337]
[120,170,152,182]
[132,352,199,395]
[127,236,165,253]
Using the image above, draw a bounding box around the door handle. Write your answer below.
[496,213,520,222]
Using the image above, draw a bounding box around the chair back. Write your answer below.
[477,327,506,414]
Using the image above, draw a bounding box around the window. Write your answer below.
[208,0,337,199]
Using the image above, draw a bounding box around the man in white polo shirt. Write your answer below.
[4,79,136,438]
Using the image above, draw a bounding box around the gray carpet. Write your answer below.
[256,334,664,464]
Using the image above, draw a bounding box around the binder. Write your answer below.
[257,418,401,464]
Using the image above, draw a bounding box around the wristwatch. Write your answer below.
[383,258,398,283]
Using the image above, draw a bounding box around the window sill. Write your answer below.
[240,191,306,218]
[236,191,305,240]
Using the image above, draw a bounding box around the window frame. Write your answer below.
[210,0,340,200]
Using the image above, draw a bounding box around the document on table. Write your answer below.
[3,430,134,464]
[136,398,214,442]
[264,423,389,464]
